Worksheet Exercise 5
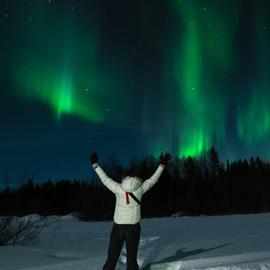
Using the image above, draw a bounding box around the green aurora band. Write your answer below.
[11,1,135,124]
[12,1,103,123]
[171,0,239,157]
[8,0,270,160]
[237,1,270,145]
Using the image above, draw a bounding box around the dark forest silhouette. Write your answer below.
[1,147,270,219]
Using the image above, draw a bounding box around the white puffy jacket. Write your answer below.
[92,163,165,224]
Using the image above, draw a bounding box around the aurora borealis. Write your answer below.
[1,0,270,182]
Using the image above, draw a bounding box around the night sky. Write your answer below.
[1,0,270,186]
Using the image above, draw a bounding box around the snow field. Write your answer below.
[1,213,270,270]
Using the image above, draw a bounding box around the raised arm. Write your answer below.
[140,153,171,194]
[140,164,165,194]
[90,152,120,194]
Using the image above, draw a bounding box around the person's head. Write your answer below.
[120,169,143,192]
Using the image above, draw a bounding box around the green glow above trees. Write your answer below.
[237,2,270,145]
[171,0,239,157]
[5,0,270,160]
[11,0,105,123]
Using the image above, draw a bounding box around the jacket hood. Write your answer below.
[121,176,142,192]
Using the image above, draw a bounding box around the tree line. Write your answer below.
[1,148,270,220]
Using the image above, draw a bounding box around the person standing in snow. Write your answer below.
[90,152,171,270]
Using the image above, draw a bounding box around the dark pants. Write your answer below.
[103,222,141,270]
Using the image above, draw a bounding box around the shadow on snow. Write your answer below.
[141,243,230,270]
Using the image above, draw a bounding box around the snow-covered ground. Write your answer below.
[1,213,270,270]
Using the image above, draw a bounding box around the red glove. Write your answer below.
[90,152,98,164]
[160,153,171,166]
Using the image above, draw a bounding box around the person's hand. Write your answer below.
[90,152,98,164]
[160,153,171,166]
